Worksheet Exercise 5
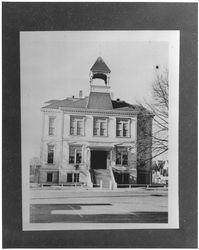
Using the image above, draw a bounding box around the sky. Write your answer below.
[20,31,169,161]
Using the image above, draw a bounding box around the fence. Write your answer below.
[33,182,168,189]
[117,183,168,188]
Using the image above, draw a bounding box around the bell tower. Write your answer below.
[89,56,111,93]
[87,57,113,110]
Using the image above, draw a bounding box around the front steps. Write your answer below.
[90,169,117,189]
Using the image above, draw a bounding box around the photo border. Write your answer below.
[2,2,197,248]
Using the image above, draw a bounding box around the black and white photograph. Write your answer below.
[3,2,197,247]
[21,31,179,230]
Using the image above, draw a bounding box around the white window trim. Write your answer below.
[69,145,83,164]
[48,116,56,136]
[93,117,108,137]
[116,118,131,138]
[70,116,85,136]
[47,144,55,164]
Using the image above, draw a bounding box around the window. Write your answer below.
[116,118,130,137]
[69,145,82,164]
[49,117,55,135]
[116,148,128,165]
[47,145,54,164]
[93,117,108,136]
[67,173,73,182]
[47,172,53,182]
[74,173,79,183]
[70,116,84,136]
[67,173,79,183]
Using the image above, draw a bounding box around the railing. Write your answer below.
[33,182,168,189]
[40,182,86,188]
[117,183,168,188]
[109,167,117,189]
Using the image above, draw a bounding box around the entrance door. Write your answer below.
[91,150,107,169]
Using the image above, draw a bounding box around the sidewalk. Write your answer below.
[29,187,168,212]
[29,187,168,224]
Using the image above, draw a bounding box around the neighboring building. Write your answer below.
[39,57,153,187]
[30,157,41,183]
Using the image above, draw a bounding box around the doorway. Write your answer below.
[91,150,107,169]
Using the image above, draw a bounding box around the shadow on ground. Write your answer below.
[30,204,168,223]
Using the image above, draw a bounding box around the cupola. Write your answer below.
[89,56,111,93]
[87,57,113,110]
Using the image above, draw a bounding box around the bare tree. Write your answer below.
[137,68,168,161]
[150,69,168,158]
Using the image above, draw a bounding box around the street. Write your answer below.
[30,187,168,223]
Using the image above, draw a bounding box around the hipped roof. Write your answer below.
[90,56,111,73]
[42,94,149,114]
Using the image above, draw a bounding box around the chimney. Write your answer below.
[79,90,83,98]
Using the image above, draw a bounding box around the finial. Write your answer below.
[99,43,101,57]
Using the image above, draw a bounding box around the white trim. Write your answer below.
[42,107,146,116]
[69,145,83,164]
[60,111,64,169]
[41,108,62,113]
[47,144,55,164]
[48,116,56,136]
[116,118,131,138]
[93,117,108,137]
[70,115,85,136]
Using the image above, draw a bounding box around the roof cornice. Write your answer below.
[41,107,154,117]
[59,107,139,116]
[41,108,62,113]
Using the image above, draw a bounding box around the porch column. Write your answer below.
[108,149,113,169]
[111,147,116,166]
[110,149,113,163]
[86,147,91,170]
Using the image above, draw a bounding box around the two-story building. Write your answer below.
[39,56,153,188]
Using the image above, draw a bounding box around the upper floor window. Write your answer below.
[70,116,84,136]
[116,147,128,165]
[49,117,56,135]
[69,145,82,164]
[47,145,54,164]
[93,117,108,136]
[116,118,130,137]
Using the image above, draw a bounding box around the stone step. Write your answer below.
[91,169,112,188]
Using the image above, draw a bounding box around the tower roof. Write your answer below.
[87,92,113,110]
[90,56,111,73]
